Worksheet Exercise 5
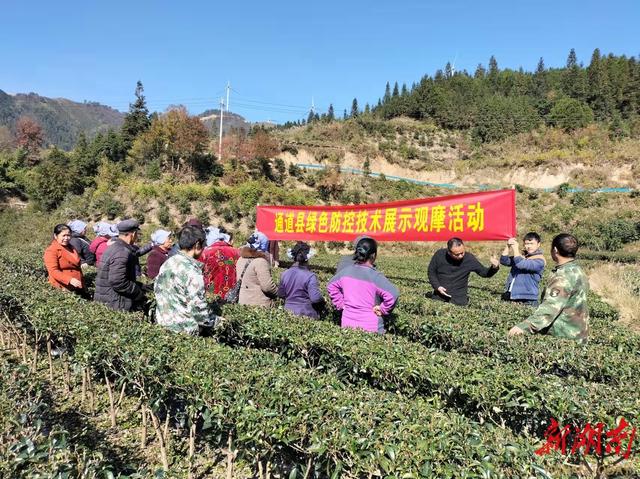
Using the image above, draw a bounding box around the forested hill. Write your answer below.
[0,90,124,150]
[296,49,639,143]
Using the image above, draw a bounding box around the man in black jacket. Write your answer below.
[94,219,147,312]
[428,237,499,306]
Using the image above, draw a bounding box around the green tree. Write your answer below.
[383,82,391,103]
[327,104,335,121]
[351,98,359,118]
[587,48,613,121]
[472,95,540,143]
[27,148,78,210]
[392,82,399,97]
[488,55,499,88]
[474,64,486,79]
[548,97,594,130]
[532,57,547,98]
[562,48,587,101]
[70,133,99,188]
[121,81,151,148]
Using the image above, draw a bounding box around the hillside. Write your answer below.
[275,117,640,190]
[0,90,124,150]
[198,109,250,136]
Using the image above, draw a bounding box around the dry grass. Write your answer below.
[588,263,640,331]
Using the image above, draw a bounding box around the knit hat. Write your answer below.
[93,222,108,235]
[151,229,172,246]
[68,219,87,235]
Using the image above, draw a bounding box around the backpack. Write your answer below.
[223,259,252,304]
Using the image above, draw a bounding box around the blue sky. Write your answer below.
[1,0,639,123]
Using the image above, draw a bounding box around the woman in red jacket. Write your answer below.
[43,224,85,294]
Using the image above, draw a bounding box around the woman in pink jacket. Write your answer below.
[327,238,399,333]
[89,222,118,266]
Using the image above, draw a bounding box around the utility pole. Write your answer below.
[226,81,231,112]
[218,97,225,161]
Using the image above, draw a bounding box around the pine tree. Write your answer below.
[351,98,359,117]
[530,57,548,99]
[307,109,315,124]
[71,133,99,187]
[562,48,587,100]
[621,57,640,117]
[587,48,613,121]
[327,104,335,121]
[384,82,391,103]
[488,56,499,88]
[392,82,399,97]
[567,48,577,69]
[343,109,348,120]
[121,81,151,148]
[474,64,486,79]
[401,83,408,96]
[364,103,371,114]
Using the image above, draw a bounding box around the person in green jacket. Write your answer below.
[508,233,589,344]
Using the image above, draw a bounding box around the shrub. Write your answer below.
[548,98,594,131]
[26,148,79,211]
[91,192,124,220]
[288,163,302,178]
[556,182,571,198]
[157,203,171,227]
[175,195,191,215]
[570,191,605,208]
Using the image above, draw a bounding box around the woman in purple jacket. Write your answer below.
[277,242,325,318]
[327,238,399,333]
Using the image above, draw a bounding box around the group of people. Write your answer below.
[43,217,589,343]
[426,232,589,343]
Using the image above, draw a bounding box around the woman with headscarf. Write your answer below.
[235,231,277,307]
[89,222,118,267]
[68,219,96,266]
[44,224,85,294]
[327,237,399,333]
[146,229,173,280]
[202,226,239,297]
[277,241,325,318]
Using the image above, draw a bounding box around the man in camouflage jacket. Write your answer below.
[155,226,223,335]
[508,234,589,343]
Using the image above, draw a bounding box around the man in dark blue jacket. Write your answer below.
[500,232,546,306]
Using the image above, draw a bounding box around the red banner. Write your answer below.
[256,189,516,242]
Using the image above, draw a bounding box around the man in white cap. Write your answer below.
[94,219,147,312]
